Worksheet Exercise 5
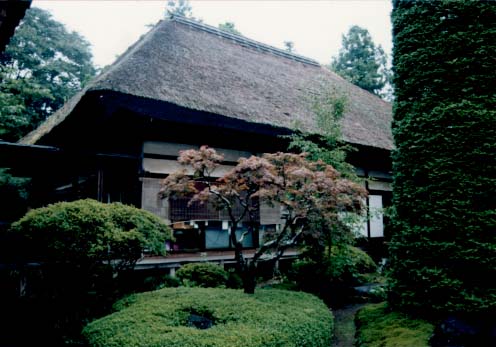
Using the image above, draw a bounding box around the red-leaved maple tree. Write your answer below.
[159,146,366,293]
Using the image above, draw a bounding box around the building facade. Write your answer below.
[11,16,394,256]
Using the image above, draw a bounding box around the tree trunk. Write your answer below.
[242,261,257,294]
[231,225,257,294]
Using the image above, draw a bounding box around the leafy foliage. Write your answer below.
[0,168,30,223]
[328,245,377,283]
[138,274,182,292]
[218,22,241,35]
[290,245,377,295]
[3,199,172,346]
[165,0,193,17]
[0,75,51,141]
[331,25,391,98]
[83,287,334,347]
[9,199,172,269]
[160,147,366,293]
[355,302,434,347]
[389,0,496,315]
[284,41,295,52]
[0,7,96,141]
[176,263,229,288]
[287,90,363,267]
[287,89,357,180]
[288,243,379,308]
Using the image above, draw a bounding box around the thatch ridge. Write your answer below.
[172,15,320,66]
[21,16,393,150]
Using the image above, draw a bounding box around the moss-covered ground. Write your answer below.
[355,302,434,347]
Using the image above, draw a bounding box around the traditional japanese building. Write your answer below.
[3,15,393,260]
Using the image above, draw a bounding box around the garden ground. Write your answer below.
[331,303,366,347]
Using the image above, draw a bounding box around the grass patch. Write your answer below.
[355,302,434,347]
[83,287,333,347]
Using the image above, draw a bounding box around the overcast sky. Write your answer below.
[32,0,393,68]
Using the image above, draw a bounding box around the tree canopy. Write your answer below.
[0,7,96,142]
[331,25,391,98]
[389,0,496,316]
[160,146,366,293]
[287,89,357,180]
[284,41,295,53]
[218,21,241,35]
[165,0,193,18]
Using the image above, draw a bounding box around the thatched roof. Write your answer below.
[21,15,393,150]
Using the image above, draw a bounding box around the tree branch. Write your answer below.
[206,183,236,222]
[252,216,295,263]
[257,225,304,263]
[237,229,251,244]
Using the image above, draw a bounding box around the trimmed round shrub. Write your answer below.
[6,198,173,310]
[176,263,229,288]
[83,287,334,347]
[9,199,172,265]
[4,200,174,346]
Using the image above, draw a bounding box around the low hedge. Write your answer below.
[355,302,434,347]
[83,287,333,347]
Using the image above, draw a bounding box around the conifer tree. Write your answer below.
[331,25,390,97]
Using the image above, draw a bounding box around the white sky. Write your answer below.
[33,0,393,69]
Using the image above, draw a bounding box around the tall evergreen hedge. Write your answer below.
[389,0,496,315]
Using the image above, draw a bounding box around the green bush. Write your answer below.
[226,268,243,289]
[142,274,181,291]
[288,245,377,307]
[290,258,326,292]
[368,286,387,303]
[176,263,229,288]
[3,199,174,344]
[328,245,377,284]
[83,287,334,347]
[355,302,434,347]
[291,245,377,288]
[9,199,172,265]
[7,198,174,303]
